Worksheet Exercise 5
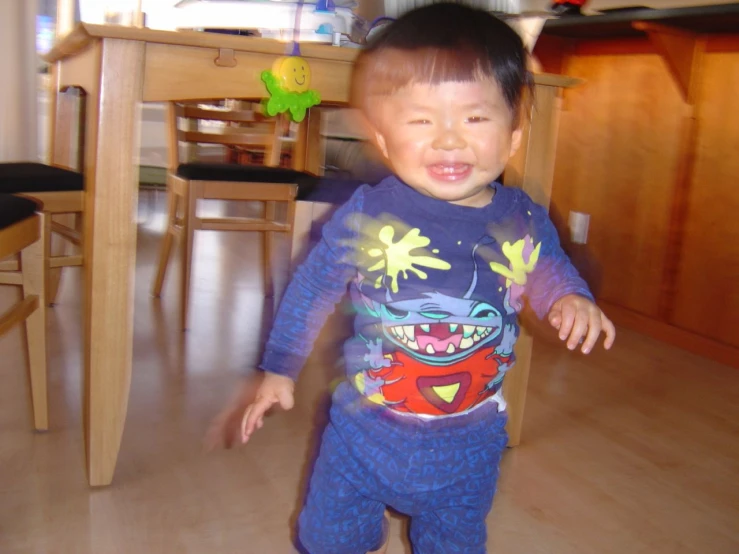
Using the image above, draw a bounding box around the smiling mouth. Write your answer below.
[388,323,497,356]
[427,163,472,182]
[295,76,306,85]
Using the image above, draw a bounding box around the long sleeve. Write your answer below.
[525,202,593,319]
[258,188,365,380]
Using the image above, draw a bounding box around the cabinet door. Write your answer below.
[671,51,739,348]
[551,49,685,319]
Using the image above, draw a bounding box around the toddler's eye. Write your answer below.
[466,116,489,123]
[408,119,431,125]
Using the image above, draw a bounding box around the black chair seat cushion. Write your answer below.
[176,163,319,199]
[0,162,83,193]
[0,194,39,230]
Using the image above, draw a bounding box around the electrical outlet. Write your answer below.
[569,211,590,245]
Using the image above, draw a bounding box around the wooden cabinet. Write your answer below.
[671,49,739,347]
[550,44,685,319]
[535,4,739,367]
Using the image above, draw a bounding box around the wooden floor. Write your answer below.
[1,191,738,554]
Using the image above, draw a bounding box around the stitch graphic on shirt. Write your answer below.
[349,226,521,416]
[346,216,544,416]
[354,333,514,415]
[367,291,504,364]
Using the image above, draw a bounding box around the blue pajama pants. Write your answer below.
[298,385,508,554]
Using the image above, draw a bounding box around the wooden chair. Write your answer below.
[0,87,85,305]
[0,194,48,431]
[152,101,318,329]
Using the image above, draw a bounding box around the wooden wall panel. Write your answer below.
[671,51,739,348]
[550,52,686,318]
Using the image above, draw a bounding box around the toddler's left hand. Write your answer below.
[548,294,616,354]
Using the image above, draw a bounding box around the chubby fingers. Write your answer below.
[601,313,616,350]
[565,307,590,350]
[277,386,295,410]
[240,395,275,444]
[576,309,616,354]
[579,308,603,354]
[548,306,562,330]
[556,301,577,341]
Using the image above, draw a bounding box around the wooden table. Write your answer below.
[45,23,574,486]
[45,24,355,486]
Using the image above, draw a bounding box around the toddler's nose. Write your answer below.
[432,128,466,151]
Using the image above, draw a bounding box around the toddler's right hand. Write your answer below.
[240,372,295,444]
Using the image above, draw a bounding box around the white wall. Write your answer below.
[357,0,387,21]
[0,0,40,162]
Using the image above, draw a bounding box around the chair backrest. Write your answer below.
[167,101,288,170]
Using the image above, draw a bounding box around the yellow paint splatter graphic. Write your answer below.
[366,225,451,293]
[489,237,541,287]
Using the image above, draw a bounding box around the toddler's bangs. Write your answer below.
[353,46,493,104]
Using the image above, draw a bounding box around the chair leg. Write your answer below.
[272,197,297,302]
[75,211,84,235]
[180,183,197,330]
[21,213,48,432]
[45,212,79,306]
[263,201,276,298]
[152,190,179,297]
[282,197,297,277]
[45,213,62,306]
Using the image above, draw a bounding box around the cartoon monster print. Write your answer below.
[355,316,517,416]
[349,216,541,417]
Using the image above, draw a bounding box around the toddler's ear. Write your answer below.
[509,127,523,158]
[373,130,389,159]
[347,108,389,159]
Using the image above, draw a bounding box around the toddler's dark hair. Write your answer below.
[352,2,532,123]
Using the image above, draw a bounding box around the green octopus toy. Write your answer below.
[261,56,321,123]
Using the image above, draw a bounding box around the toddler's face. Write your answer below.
[371,79,521,208]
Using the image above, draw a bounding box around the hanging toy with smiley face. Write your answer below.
[261,56,321,122]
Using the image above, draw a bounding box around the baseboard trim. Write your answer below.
[599,300,739,369]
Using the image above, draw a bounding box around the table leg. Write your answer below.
[501,86,563,446]
[504,327,533,447]
[81,39,145,486]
